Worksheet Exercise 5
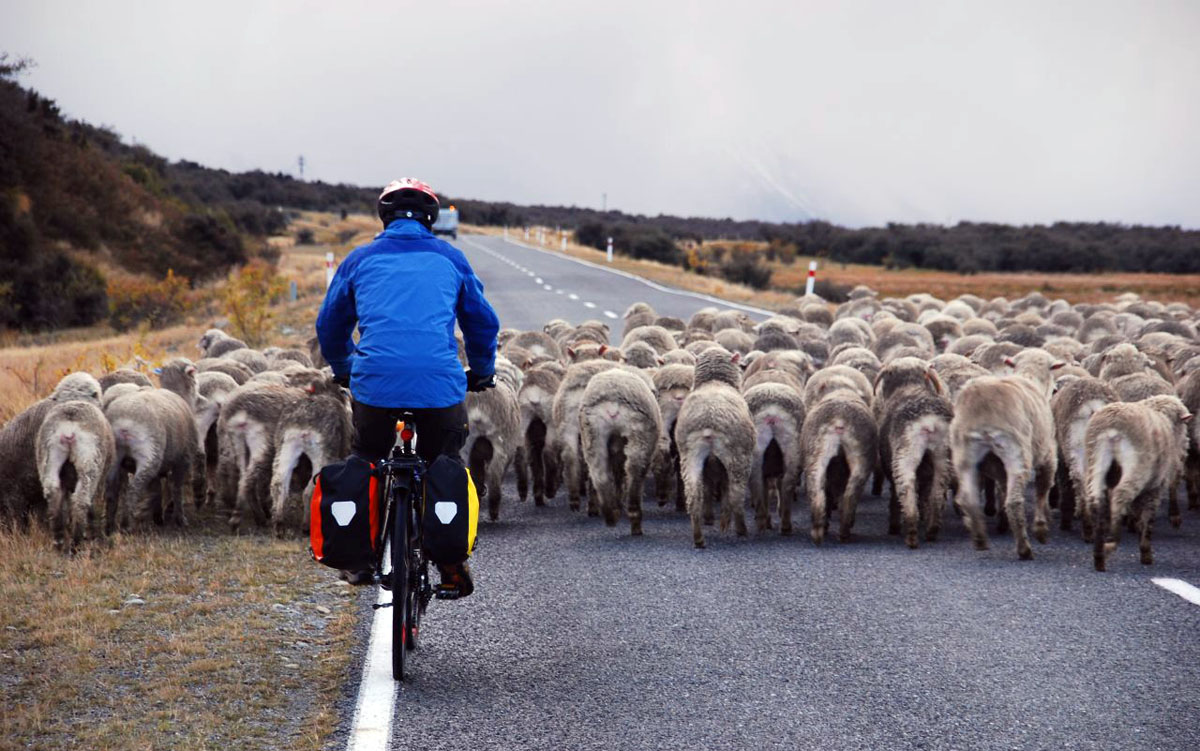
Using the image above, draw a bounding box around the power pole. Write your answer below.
[298,155,305,180]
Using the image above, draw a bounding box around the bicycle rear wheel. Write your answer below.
[391,489,411,681]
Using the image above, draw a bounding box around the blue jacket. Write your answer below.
[315,219,500,409]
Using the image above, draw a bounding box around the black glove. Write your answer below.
[332,373,350,389]
[466,370,496,392]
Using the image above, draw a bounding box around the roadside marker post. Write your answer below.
[805,260,817,296]
[524,227,529,240]
[325,252,335,289]
[607,237,613,263]
[288,280,298,302]
[503,226,508,240]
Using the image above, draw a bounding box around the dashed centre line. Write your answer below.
[603,310,618,319]
[543,284,553,291]
[568,293,579,300]
[1153,578,1200,606]
[584,302,596,309]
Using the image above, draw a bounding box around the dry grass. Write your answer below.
[0,508,362,751]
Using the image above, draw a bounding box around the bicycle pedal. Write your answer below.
[372,602,393,610]
[434,587,463,601]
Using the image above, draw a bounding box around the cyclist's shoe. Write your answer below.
[435,561,474,600]
[341,568,374,586]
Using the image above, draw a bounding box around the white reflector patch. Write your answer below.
[331,501,357,526]
[434,501,457,525]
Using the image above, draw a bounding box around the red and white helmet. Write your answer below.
[378,178,439,229]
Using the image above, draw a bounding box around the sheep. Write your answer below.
[929,354,989,403]
[711,309,755,333]
[874,358,954,547]
[828,318,874,351]
[504,330,563,364]
[1110,373,1175,402]
[744,381,806,536]
[1085,395,1192,571]
[1051,376,1119,539]
[198,328,247,358]
[961,318,999,338]
[1097,343,1153,381]
[794,336,830,367]
[1178,370,1200,515]
[1,375,107,525]
[36,390,116,552]
[661,349,696,366]
[268,377,352,535]
[622,325,680,356]
[674,348,755,548]
[195,371,239,503]
[800,386,877,544]
[98,369,153,392]
[267,348,315,370]
[651,364,695,510]
[743,350,815,388]
[223,347,269,374]
[829,346,882,382]
[949,349,1063,559]
[922,315,963,352]
[622,341,660,369]
[217,382,308,529]
[714,328,755,355]
[753,329,799,353]
[105,382,200,531]
[687,307,719,331]
[465,378,522,522]
[622,302,657,338]
[516,366,562,507]
[803,365,873,412]
[196,357,254,385]
[578,369,663,535]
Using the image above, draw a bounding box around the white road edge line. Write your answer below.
[461,235,773,318]
[1152,577,1200,606]
[347,590,396,751]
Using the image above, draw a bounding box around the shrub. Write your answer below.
[222,260,287,347]
[811,279,851,303]
[719,252,773,290]
[107,269,192,331]
[296,228,315,244]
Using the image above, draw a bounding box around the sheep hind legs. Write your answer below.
[1033,464,1054,544]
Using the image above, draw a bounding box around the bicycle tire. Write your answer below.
[405,498,422,651]
[391,487,410,681]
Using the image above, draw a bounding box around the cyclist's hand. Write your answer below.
[466,370,496,392]
[332,373,350,389]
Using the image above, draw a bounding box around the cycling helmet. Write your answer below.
[377,178,440,229]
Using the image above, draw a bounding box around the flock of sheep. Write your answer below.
[1,287,1198,573]
[480,288,1199,572]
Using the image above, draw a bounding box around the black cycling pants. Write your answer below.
[351,401,469,468]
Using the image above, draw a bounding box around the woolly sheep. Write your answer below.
[674,349,755,548]
[578,369,663,534]
[1085,395,1192,571]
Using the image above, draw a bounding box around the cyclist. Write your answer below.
[316,177,499,598]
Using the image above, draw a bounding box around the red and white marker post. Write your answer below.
[325,252,335,289]
[805,260,817,296]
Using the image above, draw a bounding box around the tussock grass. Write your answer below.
[0,510,360,751]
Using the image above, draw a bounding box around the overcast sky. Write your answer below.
[5,1,1199,227]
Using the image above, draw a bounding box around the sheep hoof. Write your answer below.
[811,532,825,546]
[630,524,643,537]
[1018,546,1033,561]
[1034,527,1048,544]
[534,496,545,507]
[1170,515,1181,529]
[838,531,852,543]
[905,535,919,549]
[887,523,900,536]
[1140,551,1154,565]
[972,537,989,551]
[488,511,499,522]
[924,528,939,543]
[693,538,706,549]
[780,525,793,537]
[568,500,580,512]
[1094,555,1107,572]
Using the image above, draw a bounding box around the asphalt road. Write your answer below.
[338,234,1200,751]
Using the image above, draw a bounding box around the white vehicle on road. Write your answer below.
[432,205,459,240]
